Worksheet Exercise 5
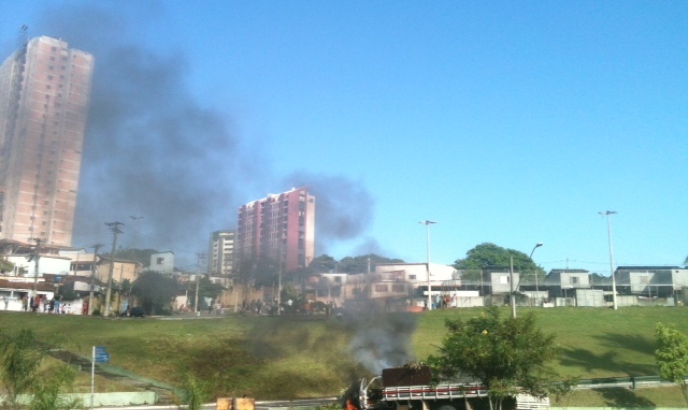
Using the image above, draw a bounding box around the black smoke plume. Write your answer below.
[29,3,376,262]
[282,172,375,256]
[37,5,256,260]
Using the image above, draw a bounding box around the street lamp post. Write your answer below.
[419,220,436,310]
[530,243,543,306]
[600,211,618,310]
[510,242,544,318]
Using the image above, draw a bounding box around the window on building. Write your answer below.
[157,257,164,265]
[570,276,579,285]
[375,284,388,293]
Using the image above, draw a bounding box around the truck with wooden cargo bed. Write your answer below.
[354,366,549,410]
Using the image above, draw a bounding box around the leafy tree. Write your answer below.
[187,276,226,310]
[0,259,13,274]
[120,279,132,296]
[235,256,279,289]
[28,365,81,410]
[0,329,43,407]
[454,243,544,283]
[281,284,307,314]
[338,254,404,274]
[427,307,561,410]
[310,254,338,273]
[310,253,405,274]
[131,271,179,315]
[589,273,611,286]
[0,329,80,410]
[656,322,688,406]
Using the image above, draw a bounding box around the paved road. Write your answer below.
[97,397,339,410]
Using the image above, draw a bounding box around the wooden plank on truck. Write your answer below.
[382,367,432,387]
[216,397,233,410]
[233,398,255,410]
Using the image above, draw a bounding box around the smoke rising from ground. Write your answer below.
[33,4,376,261]
[346,311,417,375]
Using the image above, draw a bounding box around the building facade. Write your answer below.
[149,251,175,274]
[208,230,235,276]
[0,36,94,247]
[615,266,688,297]
[546,269,591,298]
[237,187,315,272]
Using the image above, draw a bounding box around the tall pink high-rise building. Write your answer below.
[0,36,94,246]
[237,187,315,272]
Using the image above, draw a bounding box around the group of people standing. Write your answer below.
[15,294,69,314]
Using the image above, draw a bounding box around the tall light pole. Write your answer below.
[530,243,543,306]
[419,220,436,310]
[600,211,618,310]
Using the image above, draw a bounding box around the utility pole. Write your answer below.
[104,222,123,317]
[194,253,205,314]
[88,244,104,316]
[510,256,517,318]
[277,244,283,316]
[600,211,618,310]
[31,238,41,299]
[367,256,372,300]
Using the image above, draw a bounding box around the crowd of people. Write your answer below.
[1,294,72,314]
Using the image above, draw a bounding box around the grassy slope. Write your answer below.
[1,306,687,404]
[415,307,688,379]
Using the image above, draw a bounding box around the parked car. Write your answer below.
[122,306,145,318]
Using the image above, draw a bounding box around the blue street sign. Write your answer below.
[94,346,109,363]
[95,353,109,363]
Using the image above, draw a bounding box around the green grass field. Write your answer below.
[1,306,687,406]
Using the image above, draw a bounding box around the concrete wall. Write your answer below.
[576,289,605,307]
[2,391,156,406]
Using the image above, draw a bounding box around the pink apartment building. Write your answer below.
[237,187,315,272]
[0,36,94,247]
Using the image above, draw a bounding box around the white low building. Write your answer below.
[375,262,459,288]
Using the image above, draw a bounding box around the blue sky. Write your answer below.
[1,1,686,272]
